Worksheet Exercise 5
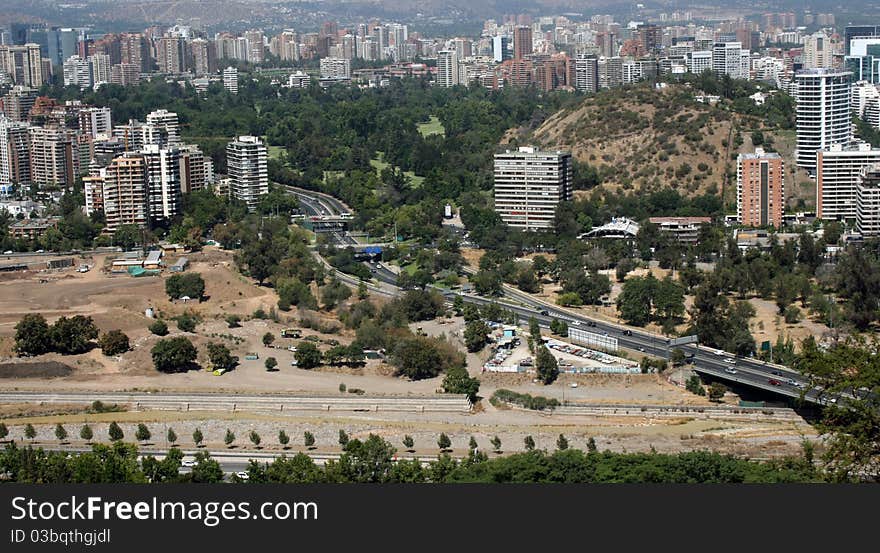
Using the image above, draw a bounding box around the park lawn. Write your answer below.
[370,152,424,187]
[417,115,445,137]
[267,144,285,161]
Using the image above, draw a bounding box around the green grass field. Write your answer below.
[267,144,285,161]
[417,115,445,138]
[370,152,424,187]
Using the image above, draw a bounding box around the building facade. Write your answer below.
[226,135,268,212]
[795,69,852,174]
[493,146,572,231]
[737,148,785,228]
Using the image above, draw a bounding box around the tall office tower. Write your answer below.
[102,153,148,231]
[223,66,238,94]
[0,117,31,190]
[245,30,265,63]
[494,147,572,231]
[120,33,147,70]
[0,85,37,121]
[190,38,216,75]
[372,25,387,59]
[88,53,111,85]
[145,109,181,147]
[62,54,91,88]
[319,57,351,79]
[141,144,181,222]
[513,26,533,60]
[574,55,599,92]
[29,126,76,188]
[816,141,880,221]
[712,41,749,79]
[638,24,662,55]
[0,44,44,86]
[109,63,140,86]
[687,50,713,74]
[845,25,880,55]
[453,38,472,60]
[341,34,356,60]
[78,107,112,139]
[179,144,209,193]
[492,35,510,62]
[156,36,185,73]
[598,56,623,88]
[737,148,785,228]
[803,32,832,69]
[795,68,852,173]
[436,50,459,87]
[226,136,267,212]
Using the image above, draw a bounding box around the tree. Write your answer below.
[442,365,480,402]
[224,429,235,448]
[265,357,278,371]
[175,313,197,332]
[524,435,536,451]
[0,422,7,441]
[151,337,198,373]
[670,348,686,366]
[468,436,478,452]
[167,427,178,446]
[98,330,130,356]
[249,430,261,448]
[165,273,206,300]
[437,433,451,452]
[549,318,568,336]
[463,319,490,352]
[50,315,98,354]
[294,341,322,369]
[112,224,140,250]
[587,437,597,453]
[686,375,705,396]
[192,428,204,448]
[262,332,275,347]
[135,423,151,444]
[708,382,727,402]
[149,319,168,336]
[226,314,242,328]
[79,424,93,444]
[536,345,559,385]
[339,429,349,447]
[472,269,502,296]
[189,452,224,483]
[108,422,124,442]
[304,431,316,449]
[491,435,502,453]
[206,342,236,372]
[279,430,290,449]
[616,276,655,326]
[14,313,51,356]
[556,434,569,450]
[54,423,68,443]
[24,423,36,441]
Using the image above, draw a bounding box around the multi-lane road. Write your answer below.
[284,185,835,407]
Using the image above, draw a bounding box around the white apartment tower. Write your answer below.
[857,164,880,236]
[436,50,459,87]
[319,57,351,79]
[494,147,573,231]
[816,141,880,221]
[223,66,238,94]
[145,109,181,147]
[142,144,182,222]
[226,135,268,212]
[795,68,852,173]
[712,42,750,80]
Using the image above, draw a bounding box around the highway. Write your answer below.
[283,186,834,407]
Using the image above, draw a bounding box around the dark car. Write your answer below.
[623,330,633,336]
[771,371,783,376]
[768,379,782,386]
[539,310,549,316]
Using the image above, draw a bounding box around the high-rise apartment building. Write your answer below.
[816,141,880,221]
[803,32,832,69]
[226,135,267,212]
[712,41,750,80]
[189,38,216,75]
[145,109,180,147]
[493,146,572,231]
[29,126,76,188]
[737,148,785,228]
[795,68,852,173]
[78,106,112,139]
[436,50,459,87]
[179,144,210,194]
[102,153,148,230]
[142,144,181,222]
[223,66,238,94]
[156,36,185,74]
[245,30,265,64]
[574,55,598,92]
[0,117,31,190]
[513,26,533,60]
[319,57,351,79]
[0,44,44,87]
[88,53,111,85]
[857,164,880,236]
[0,85,37,121]
[62,54,91,89]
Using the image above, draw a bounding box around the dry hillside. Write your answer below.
[507,83,810,209]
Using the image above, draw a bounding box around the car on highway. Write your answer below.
[723,358,736,365]
[768,379,782,386]
[235,471,249,481]
[786,379,799,386]
[182,459,196,468]
[724,367,737,374]
[771,370,783,377]
[570,321,581,326]
[3,250,11,255]
[622,330,632,336]
[638,347,645,352]
[539,310,549,316]
[587,321,597,327]
[714,349,724,355]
